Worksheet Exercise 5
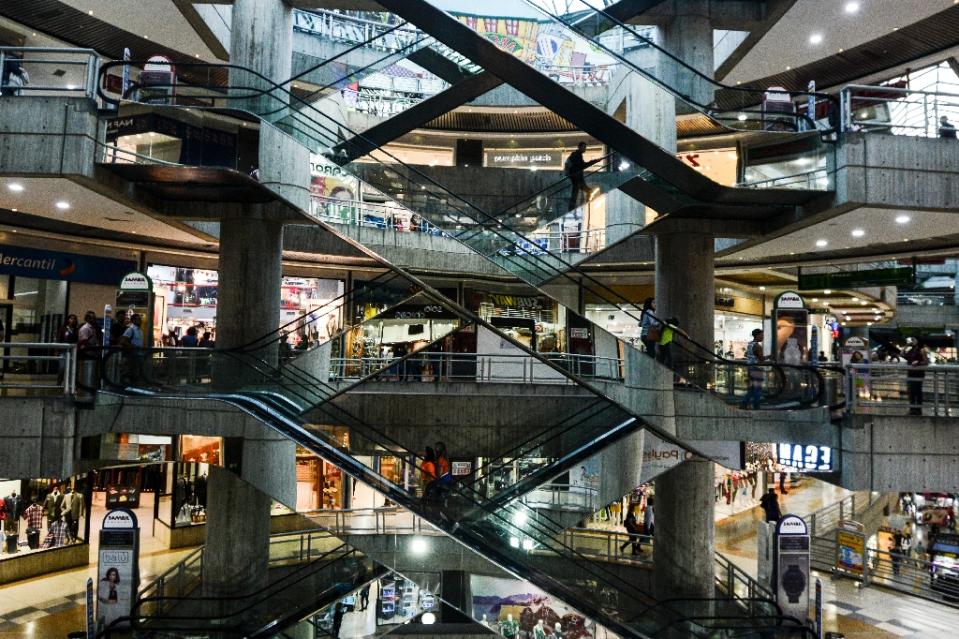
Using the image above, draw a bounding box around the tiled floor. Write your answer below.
[0,545,195,637]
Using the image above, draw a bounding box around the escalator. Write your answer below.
[100,533,385,638]
[98,51,831,407]
[93,56,825,636]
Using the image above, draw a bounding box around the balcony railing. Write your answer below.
[0,46,100,99]
[330,351,624,384]
[0,343,77,397]
[840,83,959,138]
[846,364,959,416]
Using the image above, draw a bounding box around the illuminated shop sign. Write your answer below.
[777,443,833,472]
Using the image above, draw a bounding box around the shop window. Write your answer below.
[5,277,66,374]
[1,475,91,562]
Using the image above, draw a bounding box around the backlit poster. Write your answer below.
[97,509,140,632]
[470,575,596,638]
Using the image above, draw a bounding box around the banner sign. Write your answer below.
[0,244,135,286]
[97,509,140,632]
[799,267,914,290]
[835,520,866,577]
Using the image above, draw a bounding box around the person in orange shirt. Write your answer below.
[421,446,437,496]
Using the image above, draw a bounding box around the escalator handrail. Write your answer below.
[528,0,839,120]
[97,59,829,412]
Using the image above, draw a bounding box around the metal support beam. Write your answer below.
[375,0,812,211]
[333,72,503,163]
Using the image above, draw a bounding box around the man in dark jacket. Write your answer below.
[760,488,781,522]
[565,141,593,211]
[619,509,640,555]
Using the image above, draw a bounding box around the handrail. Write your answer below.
[0,342,77,396]
[540,0,837,118]
[0,47,100,100]
[94,59,830,412]
[840,82,959,138]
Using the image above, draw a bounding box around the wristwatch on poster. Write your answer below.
[781,564,806,603]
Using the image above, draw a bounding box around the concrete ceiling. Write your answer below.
[724,0,956,84]
[721,206,959,262]
[57,0,222,60]
[0,177,208,245]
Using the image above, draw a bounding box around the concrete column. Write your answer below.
[230,0,292,82]
[202,466,272,595]
[230,0,293,114]
[654,459,715,604]
[654,228,715,604]
[655,230,714,349]
[662,0,715,108]
[216,214,283,365]
[605,42,676,244]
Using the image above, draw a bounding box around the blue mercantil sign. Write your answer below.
[0,244,135,286]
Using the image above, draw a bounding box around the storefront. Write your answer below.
[0,242,136,374]
[147,264,344,347]
[468,290,564,353]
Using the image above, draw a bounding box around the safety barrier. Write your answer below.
[0,342,77,396]
[0,47,99,99]
[846,364,959,416]
[840,83,959,138]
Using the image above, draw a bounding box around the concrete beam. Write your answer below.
[841,414,959,492]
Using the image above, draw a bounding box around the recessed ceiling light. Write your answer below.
[895,214,911,224]
[851,228,865,237]
[11,208,17,212]
[816,239,828,247]
[786,66,791,71]
[845,1,860,13]
[860,301,868,306]
[812,298,819,302]
[7,183,24,192]
[88,9,93,14]
[55,201,70,210]
[824,289,832,294]
[809,33,823,45]
[759,286,766,291]
[66,84,76,90]
[737,113,748,121]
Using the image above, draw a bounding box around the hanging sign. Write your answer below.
[97,509,140,632]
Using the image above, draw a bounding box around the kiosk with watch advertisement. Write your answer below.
[775,514,811,623]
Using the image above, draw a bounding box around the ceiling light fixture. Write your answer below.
[809,33,823,45]
[7,183,24,192]
[815,239,828,247]
[895,214,911,224]
[851,228,865,237]
[824,289,832,294]
[737,113,748,121]
[759,286,766,291]
[55,201,70,210]
[844,1,860,13]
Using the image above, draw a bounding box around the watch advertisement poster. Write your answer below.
[776,514,810,622]
[97,509,140,632]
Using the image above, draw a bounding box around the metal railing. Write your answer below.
[136,528,343,618]
[498,228,608,256]
[846,364,959,415]
[0,47,100,99]
[0,342,77,396]
[522,484,598,512]
[305,507,428,535]
[311,195,446,236]
[840,83,959,138]
[329,351,623,384]
[739,168,830,191]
